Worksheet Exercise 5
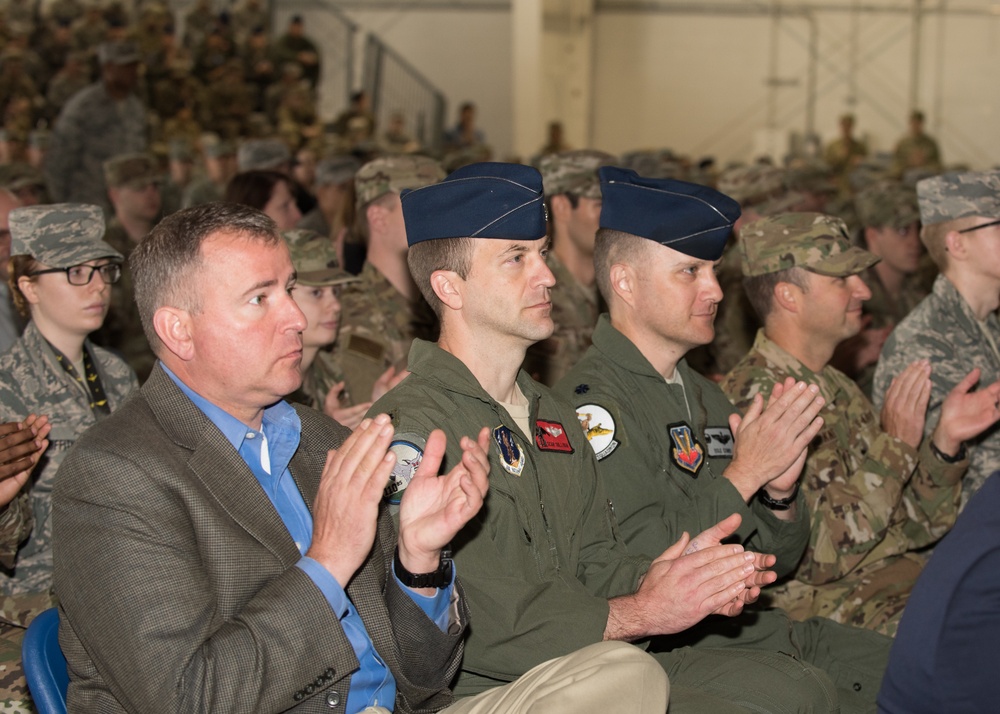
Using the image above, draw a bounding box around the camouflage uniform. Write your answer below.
[1,204,138,595]
[700,165,805,377]
[723,330,962,635]
[332,156,444,402]
[892,133,942,176]
[721,213,964,636]
[854,181,929,395]
[280,229,359,411]
[523,252,599,385]
[90,154,160,382]
[44,42,148,208]
[524,150,615,386]
[874,170,1000,508]
[332,262,435,404]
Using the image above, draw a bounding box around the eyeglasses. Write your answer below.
[958,218,1000,234]
[28,263,122,286]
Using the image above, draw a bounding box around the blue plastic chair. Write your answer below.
[21,607,68,714]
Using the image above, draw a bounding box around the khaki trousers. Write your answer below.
[442,641,669,714]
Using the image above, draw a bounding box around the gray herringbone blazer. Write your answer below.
[52,364,466,713]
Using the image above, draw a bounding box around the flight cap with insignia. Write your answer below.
[355,155,445,209]
[401,162,546,246]
[855,181,920,229]
[599,165,741,261]
[540,149,617,199]
[738,212,879,278]
[10,203,122,267]
[916,170,1000,226]
[281,229,359,287]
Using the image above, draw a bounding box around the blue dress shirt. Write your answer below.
[162,365,454,713]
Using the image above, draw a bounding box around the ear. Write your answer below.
[430,269,464,312]
[17,275,39,306]
[945,229,968,261]
[550,194,572,223]
[772,281,801,314]
[152,306,194,361]
[609,262,636,307]
[862,226,880,254]
[366,202,388,234]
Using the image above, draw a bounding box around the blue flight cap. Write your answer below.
[599,166,741,261]
[401,162,547,246]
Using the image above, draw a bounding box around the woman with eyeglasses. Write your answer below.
[0,203,138,596]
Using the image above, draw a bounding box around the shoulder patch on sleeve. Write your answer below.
[575,403,619,461]
[384,433,427,504]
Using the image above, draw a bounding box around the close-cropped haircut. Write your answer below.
[131,202,279,354]
[593,228,650,304]
[920,215,978,271]
[741,266,809,322]
[406,237,474,317]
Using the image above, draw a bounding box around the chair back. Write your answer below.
[21,607,68,714]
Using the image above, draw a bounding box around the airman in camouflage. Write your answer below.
[44,41,148,209]
[892,110,942,177]
[523,150,615,385]
[332,155,443,402]
[722,212,1000,635]
[823,114,867,185]
[695,164,804,377]
[847,181,928,396]
[281,229,360,414]
[92,154,161,382]
[874,170,1000,508]
[0,204,138,597]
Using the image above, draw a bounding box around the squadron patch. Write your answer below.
[704,427,734,458]
[384,434,426,504]
[576,404,618,461]
[535,419,574,454]
[493,426,525,476]
[668,422,704,476]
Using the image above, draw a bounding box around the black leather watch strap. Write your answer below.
[393,546,453,589]
[758,482,800,511]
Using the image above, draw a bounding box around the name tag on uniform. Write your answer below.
[704,427,734,458]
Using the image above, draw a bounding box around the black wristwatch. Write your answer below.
[758,483,799,511]
[393,546,453,589]
[930,440,967,464]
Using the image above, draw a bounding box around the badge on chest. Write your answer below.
[704,426,734,458]
[667,422,704,476]
[535,419,574,454]
[493,425,525,476]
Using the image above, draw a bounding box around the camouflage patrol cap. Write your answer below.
[855,181,919,229]
[355,155,445,209]
[315,155,360,187]
[237,138,291,171]
[0,162,44,191]
[738,212,879,278]
[281,229,358,287]
[205,138,236,159]
[103,153,160,189]
[717,164,804,215]
[540,150,617,199]
[9,203,122,268]
[916,170,1000,225]
[97,40,140,65]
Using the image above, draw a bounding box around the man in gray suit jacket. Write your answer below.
[51,203,668,714]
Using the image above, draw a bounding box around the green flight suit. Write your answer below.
[372,339,887,714]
